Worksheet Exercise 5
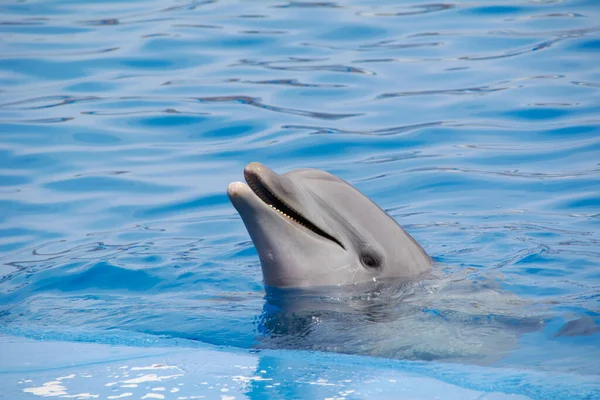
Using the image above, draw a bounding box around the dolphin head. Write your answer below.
[228,162,432,288]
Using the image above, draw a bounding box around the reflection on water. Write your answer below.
[257,272,600,370]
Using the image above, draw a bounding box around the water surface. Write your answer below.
[1,0,599,399]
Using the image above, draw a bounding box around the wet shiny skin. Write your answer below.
[228,162,431,287]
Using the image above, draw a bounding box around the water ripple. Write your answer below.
[1,95,103,110]
[284,121,447,136]
[236,58,376,75]
[80,18,121,26]
[171,23,223,29]
[492,25,600,38]
[303,40,442,52]
[195,95,362,119]
[82,108,209,116]
[355,166,600,183]
[243,78,345,88]
[572,81,600,88]
[162,0,217,12]
[377,84,514,99]
[273,1,341,8]
[506,12,587,21]
[357,3,455,17]
[14,117,75,124]
[0,46,120,59]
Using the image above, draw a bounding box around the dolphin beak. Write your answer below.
[227,181,250,199]
[244,162,280,188]
[244,162,266,175]
[227,180,259,214]
[227,161,276,210]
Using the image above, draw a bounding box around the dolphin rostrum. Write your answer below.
[227,162,432,288]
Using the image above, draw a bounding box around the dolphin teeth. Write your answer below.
[273,207,301,224]
[245,172,345,249]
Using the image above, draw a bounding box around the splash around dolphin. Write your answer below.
[227,162,431,288]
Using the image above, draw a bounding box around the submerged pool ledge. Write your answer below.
[1,334,536,400]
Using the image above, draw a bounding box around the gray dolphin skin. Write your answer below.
[227,162,432,288]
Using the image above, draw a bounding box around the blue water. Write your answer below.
[1,0,599,398]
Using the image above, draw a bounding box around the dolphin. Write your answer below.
[227,162,431,288]
[226,163,600,369]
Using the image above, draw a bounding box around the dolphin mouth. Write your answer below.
[244,168,345,250]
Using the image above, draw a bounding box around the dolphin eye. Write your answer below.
[361,253,380,268]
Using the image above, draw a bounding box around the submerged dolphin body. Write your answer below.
[227,162,431,288]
